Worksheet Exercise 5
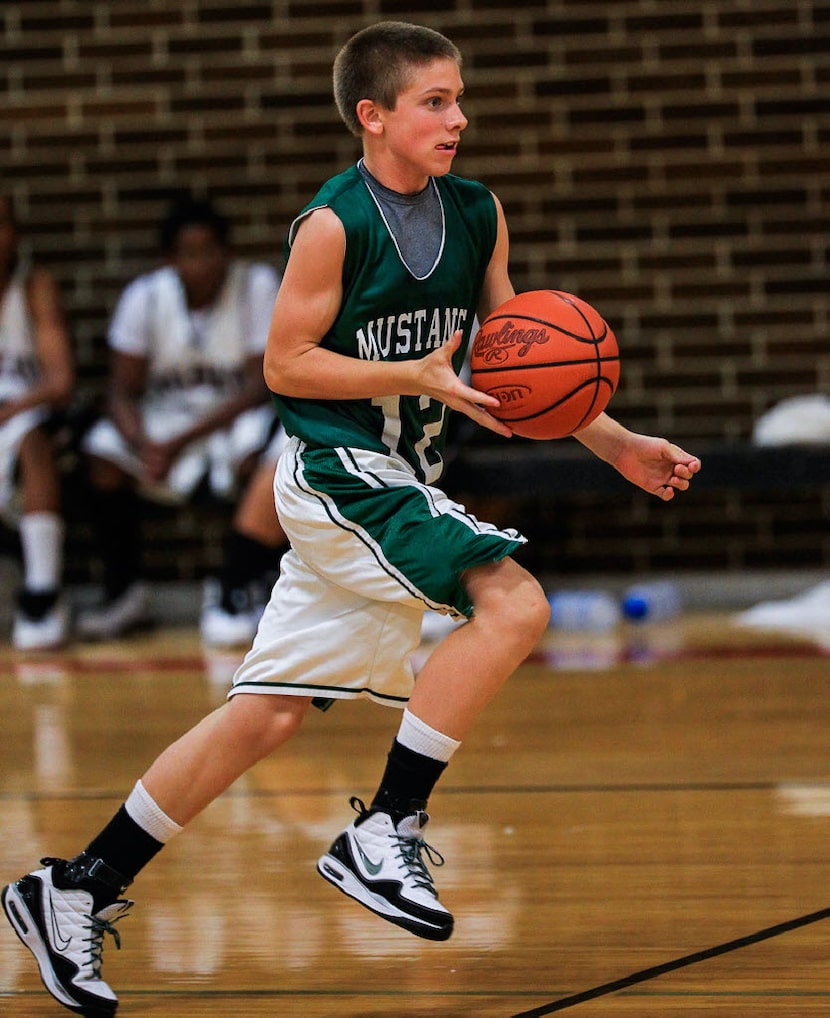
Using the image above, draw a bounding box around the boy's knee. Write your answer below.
[476,567,549,646]
[519,576,551,643]
[228,692,308,753]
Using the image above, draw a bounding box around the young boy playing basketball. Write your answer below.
[2,22,700,1016]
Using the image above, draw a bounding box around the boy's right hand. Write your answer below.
[419,332,513,438]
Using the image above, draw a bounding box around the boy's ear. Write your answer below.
[356,98,384,135]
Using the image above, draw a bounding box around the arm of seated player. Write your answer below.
[573,412,701,501]
[0,268,74,426]
[155,351,270,454]
[108,350,148,452]
[263,208,509,435]
[138,352,270,483]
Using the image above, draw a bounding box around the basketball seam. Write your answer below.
[471,356,619,376]
[481,378,617,425]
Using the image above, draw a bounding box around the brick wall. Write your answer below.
[2,1,828,582]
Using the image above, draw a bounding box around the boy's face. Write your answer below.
[169,223,229,308]
[373,57,467,187]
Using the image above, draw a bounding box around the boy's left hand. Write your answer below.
[614,434,701,501]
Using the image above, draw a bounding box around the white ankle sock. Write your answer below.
[19,511,63,591]
[396,709,461,763]
[125,779,183,843]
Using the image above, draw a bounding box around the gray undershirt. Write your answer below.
[357,159,444,279]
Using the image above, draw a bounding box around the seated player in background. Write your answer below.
[77,196,281,640]
[0,192,74,650]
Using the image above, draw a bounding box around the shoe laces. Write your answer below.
[350,797,445,898]
[84,910,127,978]
[393,830,445,897]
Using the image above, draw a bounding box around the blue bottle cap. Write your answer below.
[622,595,648,620]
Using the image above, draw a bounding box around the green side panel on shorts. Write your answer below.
[300,448,524,617]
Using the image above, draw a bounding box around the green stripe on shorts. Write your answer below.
[298,446,525,617]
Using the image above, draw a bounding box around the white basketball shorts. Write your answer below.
[228,437,526,707]
[82,404,275,503]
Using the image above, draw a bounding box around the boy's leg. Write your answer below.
[140,692,309,823]
[318,557,549,940]
[406,557,550,738]
[3,693,310,1016]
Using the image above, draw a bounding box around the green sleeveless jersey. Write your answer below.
[272,164,497,484]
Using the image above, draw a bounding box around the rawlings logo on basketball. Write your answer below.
[474,320,549,362]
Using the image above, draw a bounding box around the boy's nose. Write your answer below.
[450,104,468,129]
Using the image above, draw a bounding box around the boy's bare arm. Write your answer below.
[575,412,701,500]
[263,207,511,436]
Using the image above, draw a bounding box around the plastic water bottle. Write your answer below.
[547,590,620,631]
[622,580,682,623]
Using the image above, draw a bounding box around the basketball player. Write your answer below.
[76,196,283,641]
[2,23,701,1015]
[0,194,74,650]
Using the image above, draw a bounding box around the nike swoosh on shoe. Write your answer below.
[47,891,73,951]
[354,841,383,876]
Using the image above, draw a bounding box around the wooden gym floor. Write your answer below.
[0,613,828,1016]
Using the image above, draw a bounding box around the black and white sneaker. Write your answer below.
[2,857,132,1016]
[76,582,152,642]
[317,797,453,942]
[13,589,70,651]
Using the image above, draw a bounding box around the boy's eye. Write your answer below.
[427,95,462,109]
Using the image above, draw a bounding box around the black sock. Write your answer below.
[218,530,282,610]
[55,805,163,911]
[81,805,164,886]
[369,740,447,822]
[89,487,143,599]
[17,588,59,619]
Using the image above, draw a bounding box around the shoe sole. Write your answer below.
[316,853,453,942]
[2,882,93,1015]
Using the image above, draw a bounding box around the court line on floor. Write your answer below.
[0,779,804,803]
[511,906,830,1016]
[3,778,826,804]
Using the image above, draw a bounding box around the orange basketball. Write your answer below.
[469,290,620,440]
